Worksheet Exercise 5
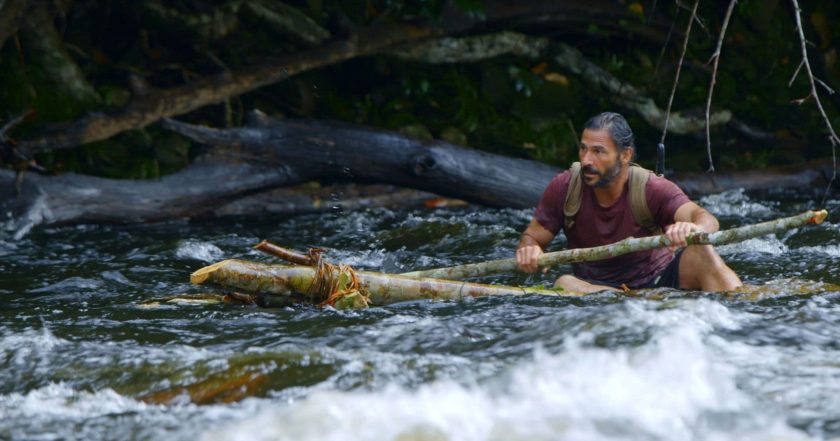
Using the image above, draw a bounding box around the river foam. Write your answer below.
[201,299,812,441]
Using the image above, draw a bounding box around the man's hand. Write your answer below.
[664,221,703,250]
[516,244,544,273]
[516,219,555,273]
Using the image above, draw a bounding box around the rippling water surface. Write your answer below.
[1,189,839,441]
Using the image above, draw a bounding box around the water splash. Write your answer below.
[0,326,66,367]
[203,321,809,441]
[717,236,789,256]
[796,244,840,258]
[176,240,225,262]
[0,382,148,420]
[2,192,52,240]
[700,189,777,218]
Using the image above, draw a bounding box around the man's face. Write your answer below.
[578,128,626,188]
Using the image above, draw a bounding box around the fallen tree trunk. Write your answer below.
[159,118,560,208]
[2,118,835,237]
[0,160,289,239]
[209,183,440,217]
[668,161,837,196]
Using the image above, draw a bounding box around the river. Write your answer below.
[1,188,839,441]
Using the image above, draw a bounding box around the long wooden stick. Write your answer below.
[401,209,829,280]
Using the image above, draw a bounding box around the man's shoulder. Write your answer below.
[644,173,683,194]
[643,173,692,215]
[555,168,574,182]
[540,169,573,197]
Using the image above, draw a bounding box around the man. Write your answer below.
[516,112,741,293]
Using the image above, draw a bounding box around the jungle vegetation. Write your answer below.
[1,0,838,179]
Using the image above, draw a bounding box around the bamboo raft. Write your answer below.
[190,209,831,308]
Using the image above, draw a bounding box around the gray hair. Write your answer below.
[583,112,635,157]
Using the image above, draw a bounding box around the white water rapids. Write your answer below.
[1,190,838,440]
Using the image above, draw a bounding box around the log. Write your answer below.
[0,160,290,239]
[159,117,559,208]
[668,161,837,196]
[190,259,574,308]
[1,117,834,237]
[401,210,829,280]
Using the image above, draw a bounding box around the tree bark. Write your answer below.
[209,183,438,217]
[159,117,560,208]
[0,160,289,239]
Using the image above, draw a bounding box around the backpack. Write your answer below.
[562,162,662,234]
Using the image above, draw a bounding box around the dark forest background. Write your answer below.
[1,0,839,180]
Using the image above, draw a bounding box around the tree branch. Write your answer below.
[391,31,547,62]
[790,0,838,205]
[6,2,679,156]
[141,1,243,41]
[550,43,732,135]
[243,0,330,46]
[660,0,699,145]
[704,0,738,173]
[14,22,444,158]
[391,31,736,136]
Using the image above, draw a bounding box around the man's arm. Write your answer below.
[516,219,556,273]
[667,201,720,248]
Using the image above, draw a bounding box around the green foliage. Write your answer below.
[2,0,840,179]
[0,46,97,122]
[312,59,577,165]
[35,128,191,179]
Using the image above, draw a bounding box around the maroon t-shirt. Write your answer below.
[534,171,690,287]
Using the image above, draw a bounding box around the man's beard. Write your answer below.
[583,160,622,188]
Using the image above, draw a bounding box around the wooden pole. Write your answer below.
[401,209,829,280]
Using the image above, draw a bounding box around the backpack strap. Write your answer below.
[563,162,583,231]
[628,163,662,235]
[562,162,662,234]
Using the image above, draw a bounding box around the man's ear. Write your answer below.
[622,146,634,164]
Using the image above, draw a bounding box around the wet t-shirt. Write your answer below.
[534,171,690,287]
